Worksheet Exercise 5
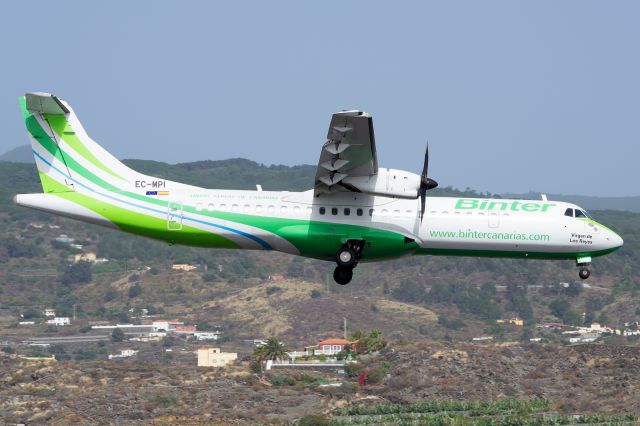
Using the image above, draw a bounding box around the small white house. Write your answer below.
[46,317,71,326]
[44,308,56,317]
[195,332,220,341]
[108,349,138,360]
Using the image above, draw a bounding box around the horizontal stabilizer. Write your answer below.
[25,92,69,115]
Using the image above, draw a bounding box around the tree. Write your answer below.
[61,261,92,285]
[128,283,142,298]
[253,337,289,362]
[392,280,425,303]
[111,328,125,342]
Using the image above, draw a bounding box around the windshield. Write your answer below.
[564,208,594,219]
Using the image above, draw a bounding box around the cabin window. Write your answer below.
[564,208,574,217]
[306,207,312,214]
[219,204,227,211]
[381,209,388,217]
[232,204,239,212]
[369,208,374,216]
[207,203,214,211]
[319,207,326,215]
[575,209,587,218]
[293,206,301,214]
[242,204,250,212]
[406,210,412,217]
[255,205,263,213]
[331,207,338,215]
[267,205,275,213]
[280,205,288,213]
[344,208,351,216]
[195,203,203,212]
[357,208,363,216]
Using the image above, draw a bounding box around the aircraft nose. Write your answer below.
[608,231,623,250]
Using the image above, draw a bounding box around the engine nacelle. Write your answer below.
[342,168,421,199]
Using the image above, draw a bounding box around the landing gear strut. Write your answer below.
[577,256,591,280]
[333,240,364,285]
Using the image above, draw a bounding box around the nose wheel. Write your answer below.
[578,267,590,280]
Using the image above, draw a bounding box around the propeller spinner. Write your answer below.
[419,145,438,222]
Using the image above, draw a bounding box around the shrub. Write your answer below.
[310,289,322,298]
[111,328,125,342]
[345,363,365,378]
[266,286,281,296]
[128,283,142,298]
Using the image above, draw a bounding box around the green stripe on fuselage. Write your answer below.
[43,114,125,181]
[51,189,238,249]
[415,246,620,259]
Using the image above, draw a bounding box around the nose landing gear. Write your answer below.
[577,256,591,280]
[333,240,364,285]
[578,267,590,280]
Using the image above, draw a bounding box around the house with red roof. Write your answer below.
[317,338,356,355]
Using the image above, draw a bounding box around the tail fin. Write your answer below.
[21,92,136,194]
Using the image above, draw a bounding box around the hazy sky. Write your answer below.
[1,2,638,196]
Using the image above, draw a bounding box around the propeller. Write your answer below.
[419,144,438,222]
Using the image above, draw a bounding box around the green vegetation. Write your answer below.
[331,398,636,425]
[253,336,289,361]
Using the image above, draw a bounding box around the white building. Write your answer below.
[108,349,138,360]
[44,308,56,317]
[197,347,237,367]
[194,332,220,341]
[46,317,70,326]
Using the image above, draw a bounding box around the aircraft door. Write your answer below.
[488,211,500,228]
[167,201,183,230]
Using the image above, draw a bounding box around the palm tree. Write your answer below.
[253,336,289,362]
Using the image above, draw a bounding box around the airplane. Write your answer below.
[14,92,623,285]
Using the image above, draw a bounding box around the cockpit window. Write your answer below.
[564,208,574,217]
[575,210,587,218]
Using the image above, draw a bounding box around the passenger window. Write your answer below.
[196,203,203,212]
[356,208,363,216]
[255,205,263,213]
[232,204,240,212]
[331,207,338,215]
[344,208,350,216]
[207,203,214,211]
[319,207,326,215]
[306,207,312,214]
[243,204,251,212]
[369,208,374,216]
[575,210,587,218]
[564,208,574,217]
[219,204,227,211]
[267,205,275,213]
[280,205,288,213]
[293,206,301,214]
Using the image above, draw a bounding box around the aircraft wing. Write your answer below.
[314,110,378,193]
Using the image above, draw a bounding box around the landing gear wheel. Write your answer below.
[579,268,590,280]
[336,248,357,268]
[333,266,353,285]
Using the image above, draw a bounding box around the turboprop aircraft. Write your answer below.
[15,93,623,284]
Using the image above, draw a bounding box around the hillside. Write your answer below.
[2,159,640,424]
[1,159,639,344]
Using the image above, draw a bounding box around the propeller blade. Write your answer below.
[419,144,438,222]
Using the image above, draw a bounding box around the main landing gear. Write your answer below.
[333,240,364,285]
[577,256,591,280]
